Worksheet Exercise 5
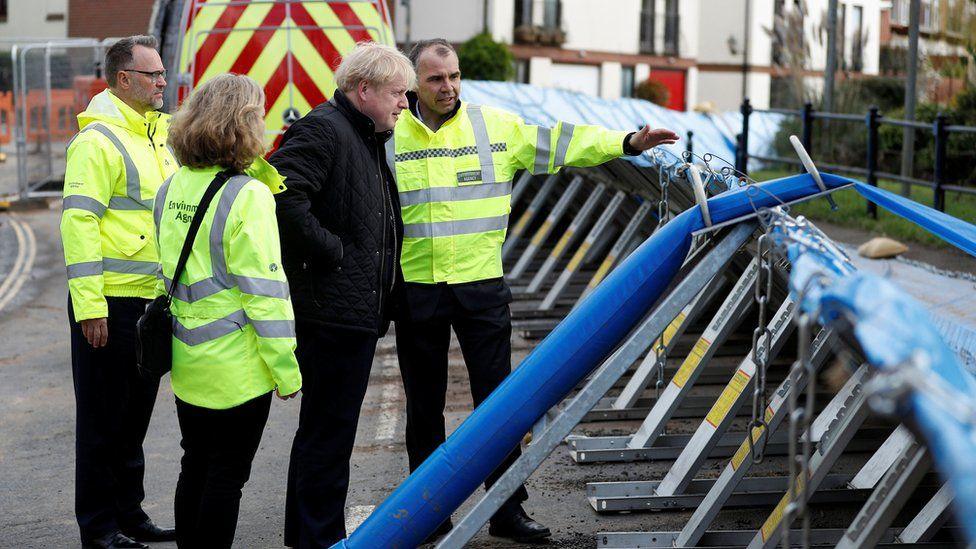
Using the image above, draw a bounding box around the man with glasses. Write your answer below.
[61,35,178,549]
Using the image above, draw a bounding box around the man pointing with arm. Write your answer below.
[390,38,678,544]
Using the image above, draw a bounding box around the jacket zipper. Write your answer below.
[375,143,390,319]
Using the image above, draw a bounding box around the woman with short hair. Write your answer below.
[156,73,301,548]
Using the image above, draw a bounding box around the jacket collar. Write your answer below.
[77,89,166,137]
[331,89,393,143]
[406,91,463,133]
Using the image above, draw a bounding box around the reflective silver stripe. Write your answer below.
[237,276,290,299]
[172,310,247,346]
[533,126,552,174]
[466,106,496,185]
[85,124,147,210]
[398,180,512,207]
[385,138,397,184]
[154,175,173,245]
[66,261,103,279]
[103,257,159,275]
[209,176,251,289]
[63,195,107,217]
[108,196,153,210]
[554,122,575,168]
[251,319,296,338]
[403,214,509,238]
[393,144,507,162]
[165,276,224,302]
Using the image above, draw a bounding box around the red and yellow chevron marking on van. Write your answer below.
[176,0,395,145]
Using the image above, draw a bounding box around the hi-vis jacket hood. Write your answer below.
[61,90,179,321]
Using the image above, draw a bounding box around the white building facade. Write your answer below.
[394,0,886,111]
[0,0,68,42]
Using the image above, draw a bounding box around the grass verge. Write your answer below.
[750,168,976,248]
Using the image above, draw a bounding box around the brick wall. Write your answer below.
[68,0,155,40]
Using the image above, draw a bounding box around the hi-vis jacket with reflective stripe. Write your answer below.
[154,161,301,410]
[391,99,629,284]
[61,89,179,321]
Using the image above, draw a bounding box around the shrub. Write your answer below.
[634,78,670,107]
[457,33,514,81]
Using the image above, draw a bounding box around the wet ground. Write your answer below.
[0,206,970,548]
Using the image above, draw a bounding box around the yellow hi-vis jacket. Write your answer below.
[153,160,301,410]
[61,89,179,321]
[390,100,629,284]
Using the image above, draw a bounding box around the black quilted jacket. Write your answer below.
[270,90,403,335]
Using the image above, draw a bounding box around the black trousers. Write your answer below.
[174,392,272,549]
[285,323,378,548]
[395,294,528,518]
[69,296,160,542]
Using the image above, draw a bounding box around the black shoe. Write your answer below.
[488,507,551,543]
[82,532,149,549]
[121,518,177,542]
[421,517,453,545]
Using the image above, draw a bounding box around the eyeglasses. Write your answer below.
[123,69,167,82]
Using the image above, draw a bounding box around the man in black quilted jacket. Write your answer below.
[269,43,414,548]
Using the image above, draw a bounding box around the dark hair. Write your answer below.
[407,38,456,67]
[104,35,159,87]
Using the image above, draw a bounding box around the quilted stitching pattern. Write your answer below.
[271,99,399,334]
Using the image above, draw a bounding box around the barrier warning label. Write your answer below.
[567,242,592,272]
[705,369,752,428]
[586,252,614,285]
[672,337,711,389]
[760,475,805,541]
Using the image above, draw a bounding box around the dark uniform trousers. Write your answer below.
[175,392,272,549]
[284,322,379,548]
[68,296,160,542]
[395,281,529,517]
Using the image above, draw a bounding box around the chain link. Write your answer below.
[783,311,814,549]
[657,168,670,229]
[654,333,667,399]
[748,231,774,464]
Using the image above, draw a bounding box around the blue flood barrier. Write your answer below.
[335,172,853,549]
[784,231,976,544]
[853,182,976,258]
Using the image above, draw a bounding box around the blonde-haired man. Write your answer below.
[269,41,414,548]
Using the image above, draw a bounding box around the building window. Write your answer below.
[639,0,655,54]
[837,3,846,70]
[515,0,531,28]
[0,0,7,23]
[920,0,937,30]
[542,0,561,29]
[663,0,680,56]
[852,5,863,72]
[516,59,530,84]
[621,66,635,97]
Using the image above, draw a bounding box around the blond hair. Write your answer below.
[168,74,266,173]
[334,41,416,93]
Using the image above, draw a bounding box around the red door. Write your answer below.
[648,69,686,111]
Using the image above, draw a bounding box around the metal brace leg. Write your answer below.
[540,190,626,311]
[434,222,758,549]
[578,200,654,301]
[503,174,559,260]
[509,175,584,281]
[898,483,953,543]
[625,258,761,449]
[654,297,798,497]
[836,438,931,549]
[747,364,873,549]
[526,183,607,293]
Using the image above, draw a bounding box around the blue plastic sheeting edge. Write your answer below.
[335,172,850,549]
[853,182,976,258]
[782,228,976,545]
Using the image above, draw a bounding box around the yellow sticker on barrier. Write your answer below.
[704,369,752,428]
[531,220,553,246]
[566,241,592,272]
[662,313,685,346]
[551,230,574,258]
[587,253,616,288]
[512,210,533,236]
[760,475,805,541]
[671,337,711,389]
